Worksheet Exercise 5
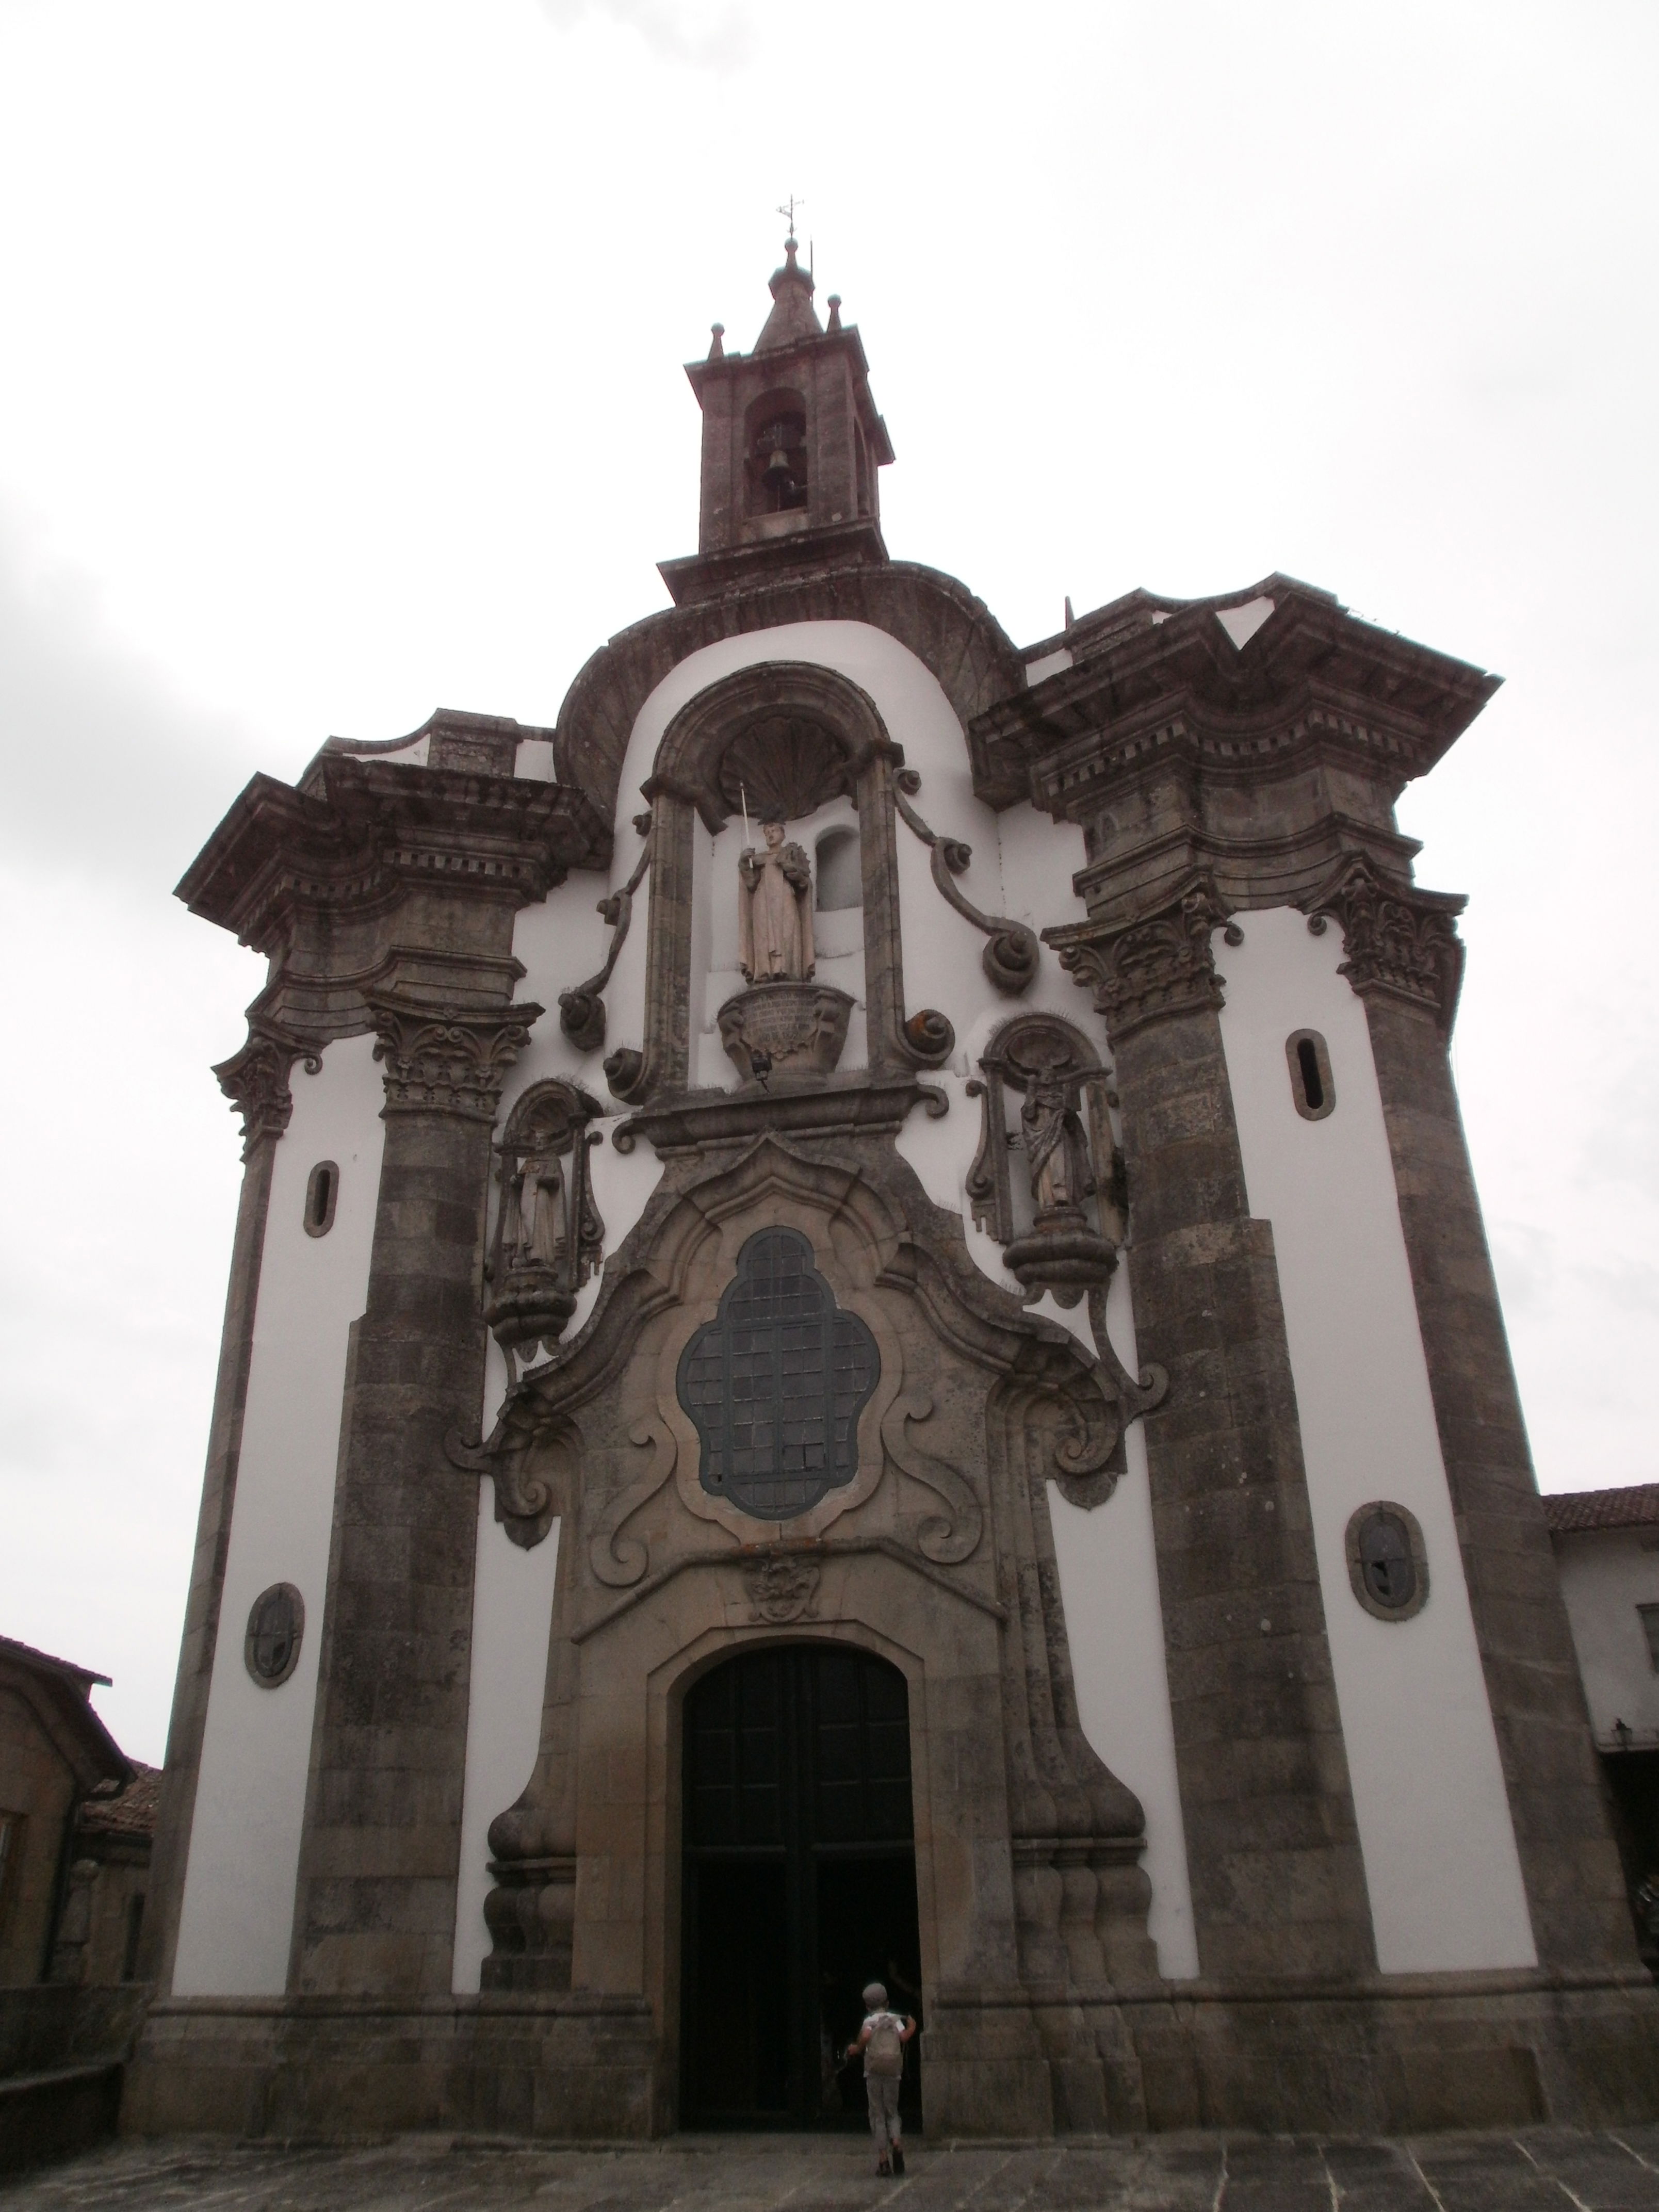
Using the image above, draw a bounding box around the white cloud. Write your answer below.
[533,0,755,68]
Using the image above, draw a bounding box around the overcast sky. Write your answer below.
[2,0,1655,1763]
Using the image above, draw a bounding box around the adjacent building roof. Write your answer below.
[1542,1485,1659,1534]
[0,1632,111,1692]
[0,1633,132,1792]
[79,1760,161,1840]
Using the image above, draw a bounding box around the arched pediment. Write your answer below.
[552,562,1026,822]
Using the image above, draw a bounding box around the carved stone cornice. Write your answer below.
[368,995,544,1121]
[613,1071,946,1157]
[974,574,1500,815]
[1046,874,1241,1044]
[212,1021,321,1158]
[1303,853,1467,1034]
[176,755,611,959]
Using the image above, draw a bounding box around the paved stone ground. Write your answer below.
[15,2130,1659,2211]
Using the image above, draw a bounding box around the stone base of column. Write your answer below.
[1122,1971,1659,2134]
[122,1993,661,2141]
[120,1972,1659,2142]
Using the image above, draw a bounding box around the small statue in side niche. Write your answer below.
[510,1147,567,1274]
[1020,1071,1094,1216]
[738,820,816,983]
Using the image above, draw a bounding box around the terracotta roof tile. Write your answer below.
[1542,1485,1659,1534]
[79,1762,161,1837]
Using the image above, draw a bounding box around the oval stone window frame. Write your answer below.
[243,1582,305,1687]
[1345,1501,1429,1622]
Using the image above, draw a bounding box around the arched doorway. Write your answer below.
[679,1642,923,2128]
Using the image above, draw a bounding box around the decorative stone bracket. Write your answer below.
[893,768,1039,995]
[368,994,544,1120]
[1302,851,1466,1034]
[213,1020,322,1158]
[1045,871,1241,1044]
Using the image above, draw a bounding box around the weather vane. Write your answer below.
[776,194,805,240]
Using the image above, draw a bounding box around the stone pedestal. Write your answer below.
[717,980,853,1082]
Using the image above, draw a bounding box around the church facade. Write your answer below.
[128,237,1659,2138]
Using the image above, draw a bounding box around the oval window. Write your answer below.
[304,1161,338,1238]
[244,1583,305,1687]
[1286,1030,1335,1120]
[1345,1503,1429,1621]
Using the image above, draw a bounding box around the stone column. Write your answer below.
[1307,856,1638,1970]
[1053,880,1375,1983]
[142,1023,314,1991]
[287,994,540,1997]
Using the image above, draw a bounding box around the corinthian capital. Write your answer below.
[368,995,544,1121]
[212,1022,321,1158]
[1303,854,1466,1033]
[1045,874,1241,1044]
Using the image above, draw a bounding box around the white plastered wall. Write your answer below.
[1555,1530,1659,1745]
[1217,906,1536,1972]
[1049,1259,1200,1979]
[172,1034,386,1995]
[457,617,1198,1983]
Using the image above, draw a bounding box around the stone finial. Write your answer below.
[826,294,842,332]
[708,322,725,360]
[754,233,823,352]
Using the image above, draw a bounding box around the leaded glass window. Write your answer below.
[677,1227,879,1520]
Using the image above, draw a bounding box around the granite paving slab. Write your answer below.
[11,2130,1659,2210]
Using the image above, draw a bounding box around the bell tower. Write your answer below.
[659,231,895,606]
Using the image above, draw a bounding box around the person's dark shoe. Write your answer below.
[891,2146,905,2175]
[876,2159,891,2177]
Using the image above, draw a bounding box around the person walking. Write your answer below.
[845,1980,916,2177]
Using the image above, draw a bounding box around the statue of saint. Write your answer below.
[738,820,815,982]
[1020,1073,1092,1214]
[511,1148,567,1273]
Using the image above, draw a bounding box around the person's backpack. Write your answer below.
[865,2011,904,2077]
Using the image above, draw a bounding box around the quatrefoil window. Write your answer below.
[677,1228,879,1521]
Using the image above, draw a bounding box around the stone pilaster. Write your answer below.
[1307,858,1639,1972]
[142,1043,294,1990]
[287,993,541,1997]
[1051,880,1376,1983]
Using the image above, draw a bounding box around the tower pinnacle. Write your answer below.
[754,233,823,353]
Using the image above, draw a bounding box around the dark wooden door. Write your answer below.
[679,1644,923,2128]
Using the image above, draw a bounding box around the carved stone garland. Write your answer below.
[893,768,1040,995]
